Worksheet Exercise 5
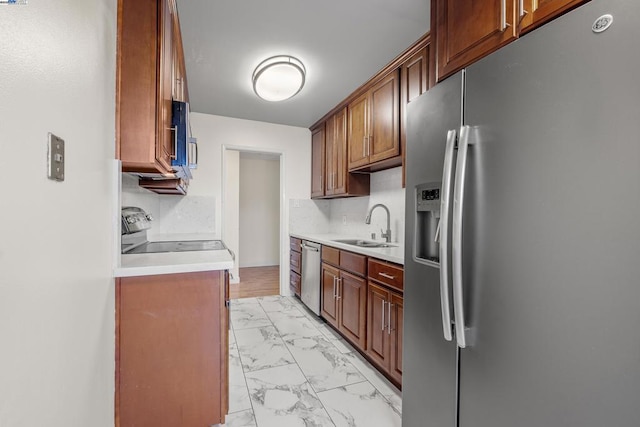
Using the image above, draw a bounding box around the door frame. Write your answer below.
[221,144,288,295]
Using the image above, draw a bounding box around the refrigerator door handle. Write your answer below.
[438,129,457,342]
[452,125,473,348]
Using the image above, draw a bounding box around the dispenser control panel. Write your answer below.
[416,183,441,212]
[414,182,441,265]
[421,189,440,201]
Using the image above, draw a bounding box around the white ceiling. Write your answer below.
[176,0,430,128]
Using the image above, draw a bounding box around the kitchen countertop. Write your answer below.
[114,249,234,278]
[290,233,404,265]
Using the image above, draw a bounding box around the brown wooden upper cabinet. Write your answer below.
[348,70,401,172]
[310,125,325,198]
[434,0,589,81]
[325,109,345,196]
[400,37,432,187]
[435,0,518,82]
[310,109,369,199]
[117,0,188,179]
[519,0,588,34]
[171,6,188,102]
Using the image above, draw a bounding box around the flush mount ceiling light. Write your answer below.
[252,55,306,102]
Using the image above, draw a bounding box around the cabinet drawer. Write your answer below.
[290,271,301,296]
[322,246,340,266]
[368,259,403,292]
[290,237,302,253]
[340,251,366,277]
[290,250,301,274]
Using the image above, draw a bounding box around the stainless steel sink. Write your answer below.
[332,239,397,248]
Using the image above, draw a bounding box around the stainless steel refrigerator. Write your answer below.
[403,1,640,426]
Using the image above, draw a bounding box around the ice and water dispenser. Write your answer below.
[414,182,442,267]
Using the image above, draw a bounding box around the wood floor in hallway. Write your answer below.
[230,265,280,299]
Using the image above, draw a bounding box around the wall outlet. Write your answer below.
[342,215,347,225]
[293,199,300,208]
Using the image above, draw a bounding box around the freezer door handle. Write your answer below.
[438,129,457,342]
[452,125,473,348]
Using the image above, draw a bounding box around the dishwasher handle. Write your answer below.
[301,243,319,252]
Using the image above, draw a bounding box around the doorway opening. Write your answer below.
[222,147,283,299]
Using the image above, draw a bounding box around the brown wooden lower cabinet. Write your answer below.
[290,236,302,297]
[366,281,403,385]
[321,263,367,350]
[321,263,341,327]
[116,270,229,427]
[290,270,301,297]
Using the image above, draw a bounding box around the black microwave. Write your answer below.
[171,100,197,179]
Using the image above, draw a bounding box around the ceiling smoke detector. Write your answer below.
[252,55,306,102]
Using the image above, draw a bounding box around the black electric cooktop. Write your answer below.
[125,240,227,254]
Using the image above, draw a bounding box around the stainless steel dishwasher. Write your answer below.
[300,240,321,315]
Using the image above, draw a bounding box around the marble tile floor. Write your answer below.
[219,295,402,427]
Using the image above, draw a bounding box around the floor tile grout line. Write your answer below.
[256,296,344,425]
[344,351,402,401]
[228,321,257,420]
[230,297,269,426]
[231,296,402,426]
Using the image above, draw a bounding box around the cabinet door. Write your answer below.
[366,282,390,369]
[402,47,431,106]
[325,115,336,195]
[338,271,367,350]
[117,271,225,426]
[290,271,301,297]
[333,107,348,195]
[321,264,340,328]
[310,125,325,198]
[389,291,403,385]
[369,70,400,164]
[348,91,370,170]
[519,0,587,34]
[157,0,175,172]
[436,0,517,81]
[401,41,432,188]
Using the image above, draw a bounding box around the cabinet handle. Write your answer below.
[170,126,178,159]
[336,277,341,300]
[363,136,367,158]
[378,272,396,280]
[333,276,337,299]
[500,0,510,31]
[367,136,371,157]
[381,300,386,331]
[519,0,528,18]
[387,303,394,335]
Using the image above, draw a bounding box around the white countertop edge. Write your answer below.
[115,250,234,278]
[114,260,234,278]
[290,232,405,265]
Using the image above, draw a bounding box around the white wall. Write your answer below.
[224,151,240,281]
[239,154,280,267]
[191,113,311,294]
[0,1,116,426]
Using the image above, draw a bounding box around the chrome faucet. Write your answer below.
[365,203,391,243]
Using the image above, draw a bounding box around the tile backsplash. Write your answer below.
[121,174,216,239]
[289,167,406,246]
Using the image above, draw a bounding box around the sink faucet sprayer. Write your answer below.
[365,204,392,243]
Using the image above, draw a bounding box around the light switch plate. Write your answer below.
[48,133,65,181]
